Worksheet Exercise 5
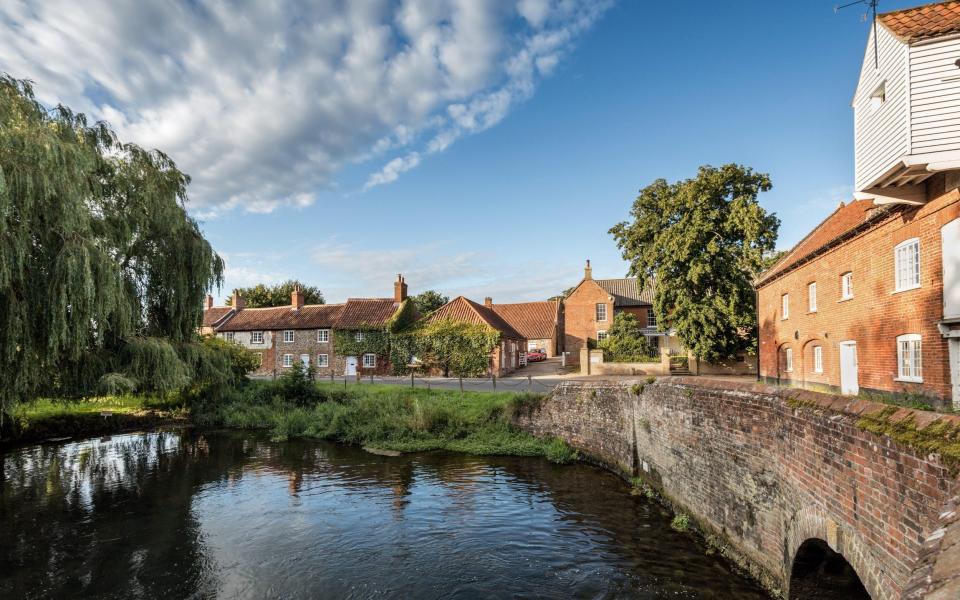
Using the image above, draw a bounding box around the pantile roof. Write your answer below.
[879,1,960,42]
[428,296,525,339]
[596,278,654,306]
[490,301,558,339]
[202,307,233,328]
[215,304,343,332]
[756,200,900,286]
[334,298,400,328]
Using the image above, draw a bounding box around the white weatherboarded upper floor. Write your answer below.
[853,1,960,200]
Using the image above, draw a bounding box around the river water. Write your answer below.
[1,429,769,599]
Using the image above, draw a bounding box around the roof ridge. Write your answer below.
[880,0,960,18]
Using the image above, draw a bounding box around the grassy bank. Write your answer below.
[3,394,187,447]
[195,381,576,463]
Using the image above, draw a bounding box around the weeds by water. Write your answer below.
[198,381,576,463]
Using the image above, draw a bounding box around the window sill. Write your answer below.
[892,285,921,295]
[894,377,923,384]
[806,311,818,315]
[838,296,853,303]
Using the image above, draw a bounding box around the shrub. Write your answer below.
[96,373,138,396]
[671,513,690,532]
[277,362,321,406]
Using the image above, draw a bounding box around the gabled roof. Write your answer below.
[202,307,233,328]
[334,298,400,329]
[756,200,901,286]
[490,301,559,339]
[596,278,654,307]
[215,304,344,332]
[879,1,960,42]
[427,296,525,339]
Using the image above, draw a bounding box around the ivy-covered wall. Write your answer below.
[390,319,501,377]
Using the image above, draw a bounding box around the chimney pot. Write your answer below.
[584,259,593,280]
[205,294,214,310]
[231,290,246,311]
[484,297,493,307]
[291,284,304,311]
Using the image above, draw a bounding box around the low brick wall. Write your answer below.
[593,361,666,376]
[515,377,960,599]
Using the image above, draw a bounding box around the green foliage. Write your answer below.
[599,313,659,362]
[671,513,691,532]
[333,328,390,360]
[277,361,320,406]
[198,383,575,463]
[410,290,448,316]
[547,287,575,302]
[0,76,223,427]
[610,164,779,362]
[387,298,418,333]
[96,373,138,396]
[857,407,960,473]
[391,319,502,376]
[226,279,323,308]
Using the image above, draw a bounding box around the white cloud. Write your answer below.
[0,0,610,215]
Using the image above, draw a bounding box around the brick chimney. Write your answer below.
[394,274,408,302]
[484,297,493,307]
[584,259,592,280]
[231,290,245,311]
[205,294,214,310]
[291,284,304,311]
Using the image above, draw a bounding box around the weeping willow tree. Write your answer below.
[0,76,227,428]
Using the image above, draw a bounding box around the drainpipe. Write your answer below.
[755,287,761,383]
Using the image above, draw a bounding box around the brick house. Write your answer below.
[562,260,678,364]
[485,298,563,357]
[757,2,960,409]
[425,296,526,376]
[204,275,413,377]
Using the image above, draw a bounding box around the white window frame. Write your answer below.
[841,272,853,300]
[647,309,657,328]
[317,353,329,367]
[251,331,265,344]
[283,330,295,343]
[596,303,607,322]
[781,294,790,320]
[807,282,817,313]
[785,347,793,373]
[896,334,923,382]
[282,354,293,368]
[362,353,376,368]
[317,329,330,343]
[224,332,235,342]
[597,330,608,342]
[894,238,921,292]
[355,331,365,342]
[813,346,823,373]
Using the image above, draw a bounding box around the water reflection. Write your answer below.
[1,430,769,599]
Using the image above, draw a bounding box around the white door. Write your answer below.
[300,354,310,368]
[345,356,357,376]
[839,342,859,396]
[951,339,960,411]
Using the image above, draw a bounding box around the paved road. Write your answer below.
[314,374,566,393]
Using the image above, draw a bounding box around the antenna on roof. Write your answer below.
[836,0,880,69]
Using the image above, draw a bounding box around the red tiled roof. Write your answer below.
[334,298,400,328]
[427,296,525,339]
[215,304,343,332]
[202,307,233,328]
[490,301,558,339]
[757,200,899,286]
[879,1,960,42]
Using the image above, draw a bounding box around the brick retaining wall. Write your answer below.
[515,377,960,599]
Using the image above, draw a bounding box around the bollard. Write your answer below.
[459,376,463,393]
[528,375,532,391]
[370,372,373,384]
[330,371,334,383]
[492,375,496,391]
[410,372,414,388]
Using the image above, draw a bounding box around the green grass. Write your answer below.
[198,382,576,463]
[12,394,183,420]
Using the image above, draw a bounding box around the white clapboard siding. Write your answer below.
[910,36,960,154]
[854,24,909,191]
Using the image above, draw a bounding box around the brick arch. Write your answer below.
[776,341,793,382]
[784,505,884,600]
[800,337,826,388]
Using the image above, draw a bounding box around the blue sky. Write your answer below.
[0,0,926,303]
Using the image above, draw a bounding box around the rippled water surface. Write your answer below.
[1,430,769,599]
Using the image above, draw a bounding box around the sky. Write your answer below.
[0,0,927,304]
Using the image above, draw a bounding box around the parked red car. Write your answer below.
[526,349,546,362]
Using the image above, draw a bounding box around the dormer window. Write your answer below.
[869,82,886,113]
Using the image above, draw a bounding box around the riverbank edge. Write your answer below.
[0,411,188,451]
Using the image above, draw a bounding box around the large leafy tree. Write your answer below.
[225,280,323,308]
[599,313,656,362]
[609,164,779,362]
[410,290,448,315]
[0,76,225,422]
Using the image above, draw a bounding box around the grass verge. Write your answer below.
[196,382,576,463]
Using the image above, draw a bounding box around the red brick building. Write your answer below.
[487,299,563,357]
[757,182,959,408]
[425,296,526,376]
[562,261,674,364]
[757,2,960,409]
[204,275,413,377]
